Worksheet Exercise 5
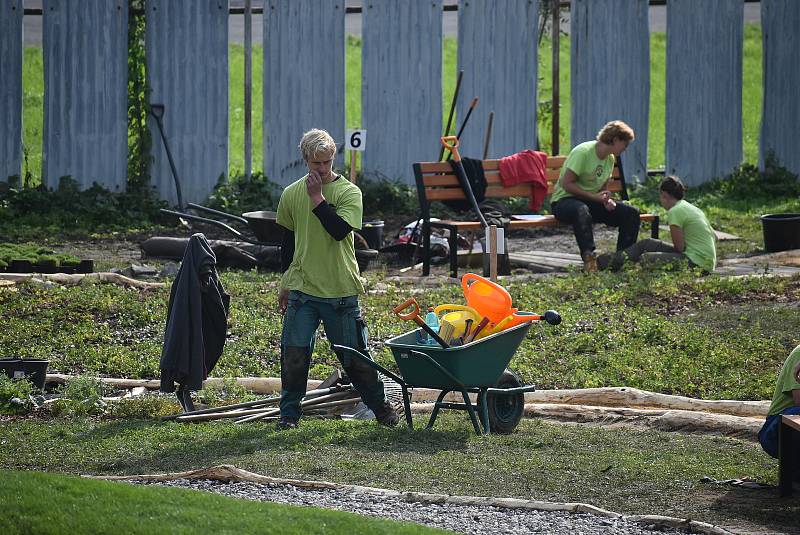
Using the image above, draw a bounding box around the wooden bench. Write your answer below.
[779,414,800,497]
[412,155,660,277]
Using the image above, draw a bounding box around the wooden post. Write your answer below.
[349,151,357,183]
[489,225,498,282]
[551,0,560,155]
[244,0,252,179]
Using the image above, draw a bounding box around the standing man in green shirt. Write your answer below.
[275,129,398,430]
[598,175,717,272]
[550,121,641,272]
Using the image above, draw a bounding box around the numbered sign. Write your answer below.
[345,129,366,151]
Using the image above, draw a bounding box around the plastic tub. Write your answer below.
[761,213,800,253]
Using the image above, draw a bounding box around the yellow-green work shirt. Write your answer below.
[276,174,365,298]
[768,345,800,416]
[550,140,615,204]
[666,199,717,272]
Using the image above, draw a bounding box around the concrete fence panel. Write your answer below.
[42,0,128,191]
[456,0,539,160]
[665,0,743,186]
[146,0,229,206]
[0,1,23,183]
[760,0,800,176]
[263,0,345,186]
[362,0,442,184]
[571,0,650,183]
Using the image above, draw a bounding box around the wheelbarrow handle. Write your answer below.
[393,298,450,349]
[440,136,461,162]
[331,345,406,388]
[159,209,261,245]
[186,203,248,225]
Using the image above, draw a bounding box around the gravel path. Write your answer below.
[129,478,685,535]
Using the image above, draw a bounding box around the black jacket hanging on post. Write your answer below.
[160,233,230,392]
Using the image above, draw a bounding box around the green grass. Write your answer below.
[2,268,800,401]
[0,469,448,535]
[20,25,765,181]
[0,416,796,533]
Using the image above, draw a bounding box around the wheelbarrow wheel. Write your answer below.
[487,369,524,434]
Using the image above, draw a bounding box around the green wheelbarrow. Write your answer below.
[333,312,560,435]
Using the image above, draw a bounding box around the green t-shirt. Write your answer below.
[768,345,800,416]
[550,140,615,204]
[276,174,365,298]
[666,199,717,271]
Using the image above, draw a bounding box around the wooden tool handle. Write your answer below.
[440,136,461,162]
[393,297,422,322]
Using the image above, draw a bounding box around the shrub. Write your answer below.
[108,393,179,419]
[205,172,282,215]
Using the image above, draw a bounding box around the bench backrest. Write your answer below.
[413,155,629,211]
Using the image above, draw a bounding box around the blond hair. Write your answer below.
[299,129,336,161]
[597,120,635,145]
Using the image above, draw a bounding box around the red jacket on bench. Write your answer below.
[499,149,549,211]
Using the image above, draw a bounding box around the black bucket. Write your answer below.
[360,220,384,250]
[0,359,50,389]
[761,213,800,253]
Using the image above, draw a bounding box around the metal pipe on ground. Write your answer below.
[234,390,361,424]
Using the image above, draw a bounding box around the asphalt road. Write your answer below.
[21,0,762,46]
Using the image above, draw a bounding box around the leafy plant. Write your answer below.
[0,375,37,415]
[50,376,109,417]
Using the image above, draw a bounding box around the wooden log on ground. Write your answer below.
[522,403,763,440]
[46,375,770,418]
[521,387,769,418]
[0,272,165,290]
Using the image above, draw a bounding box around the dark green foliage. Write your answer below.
[205,171,282,214]
[0,177,168,240]
[357,175,418,218]
[631,158,800,211]
[0,243,79,268]
[127,0,151,189]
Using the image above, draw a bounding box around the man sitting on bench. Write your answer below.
[550,120,641,272]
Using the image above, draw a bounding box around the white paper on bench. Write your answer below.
[511,214,551,222]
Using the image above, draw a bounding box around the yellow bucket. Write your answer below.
[434,304,481,340]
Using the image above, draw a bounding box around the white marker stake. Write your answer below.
[345,129,366,183]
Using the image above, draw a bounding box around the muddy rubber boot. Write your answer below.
[373,402,400,427]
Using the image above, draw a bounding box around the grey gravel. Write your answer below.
[129,478,684,535]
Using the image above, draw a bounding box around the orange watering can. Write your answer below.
[486,309,562,336]
[461,273,517,326]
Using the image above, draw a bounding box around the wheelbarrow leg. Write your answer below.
[477,387,490,435]
[331,344,413,430]
[460,389,483,435]
[427,390,449,429]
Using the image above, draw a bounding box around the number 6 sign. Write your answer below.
[345,129,366,151]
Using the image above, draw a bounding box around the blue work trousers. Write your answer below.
[279,291,385,419]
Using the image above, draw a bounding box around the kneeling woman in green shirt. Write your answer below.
[599,175,717,272]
